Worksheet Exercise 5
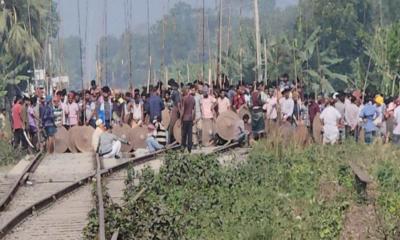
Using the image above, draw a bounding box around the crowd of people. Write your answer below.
[4,73,400,158]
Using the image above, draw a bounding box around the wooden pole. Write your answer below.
[187,64,190,83]
[147,56,151,93]
[254,0,261,83]
[239,0,243,85]
[146,0,151,92]
[217,0,223,87]
[208,68,212,88]
[264,38,268,84]
[165,67,168,87]
[226,1,232,56]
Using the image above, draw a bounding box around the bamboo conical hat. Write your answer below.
[161,109,170,128]
[112,124,134,152]
[238,105,251,120]
[216,111,241,141]
[68,126,79,153]
[201,118,214,147]
[130,126,148,149]
[265,119,279,135]
[278,123,295,142]
[173,119,182,144]
[312,113,323,144]
[294,124,309,146]
[359,128,365,144]
[54,126,68,153]
[74,126,94,153]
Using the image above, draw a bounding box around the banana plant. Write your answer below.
[0,54,29,97]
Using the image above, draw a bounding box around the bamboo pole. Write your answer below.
[208,68,212,88]
[217,0,223,87]
[239,0,243,85]
[254,0,262,83]
[147,56,151,93]
[264,38,267,84]
[187,64,190,83]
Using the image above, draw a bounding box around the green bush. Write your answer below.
[83,141,400,239]
[0,140,22,166]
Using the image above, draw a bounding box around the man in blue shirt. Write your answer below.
[146,88,165,122]
[360,96,379,144]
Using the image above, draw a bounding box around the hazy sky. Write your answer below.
[57,0,297,80]
[58,0,298,37]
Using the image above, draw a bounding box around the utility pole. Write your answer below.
[254,0,262,83]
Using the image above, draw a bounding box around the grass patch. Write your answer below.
[0,140,23,167]
[84,140,400,239]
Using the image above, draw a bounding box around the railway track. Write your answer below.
[0,143,240,239]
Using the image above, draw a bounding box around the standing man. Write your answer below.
[192,85,202,146]
[320,99,342,145]
[279,89,294,122]
[84,90,96,128]
[344,96,360,141]
[65,92,80,129]
[334,92,346,141]
[96,86,113,129]
[392,98,400,145]
[147,87,165,123]
[181,88,195,153]
[42,96,57,153]
[12,96,27,150]
[264,88,278,123]
[360,96,380,144]
[217,90,231,114]
[201,88,216,146]
[168,79,181,142]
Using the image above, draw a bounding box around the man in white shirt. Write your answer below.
[334,92,346,141]
[320,99,342,145]
[263,88,278,121]
[279,89,294,121]
[344,96,360,140]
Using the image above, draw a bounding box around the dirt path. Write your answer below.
[340,203,383,240]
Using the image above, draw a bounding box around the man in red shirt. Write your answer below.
[12,96,27,150]
[181,87,195,153]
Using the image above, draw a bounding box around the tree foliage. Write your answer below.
[0,0,58,98]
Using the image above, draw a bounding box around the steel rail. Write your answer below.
[95,154,106,240]
[0,143,239,239]
[0,146,179,239]
[0,151,44,212]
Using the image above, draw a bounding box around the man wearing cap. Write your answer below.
[360,96,380,144]
[374,94,386,140]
